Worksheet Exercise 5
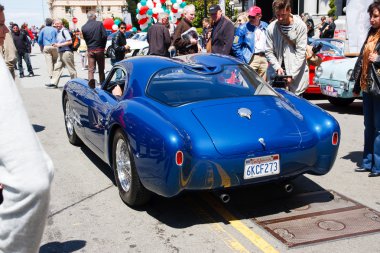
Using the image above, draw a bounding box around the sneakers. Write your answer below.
[45,84,58,89]
[19,73,24,78]
[28,72,34,77]
[354,167,371,172]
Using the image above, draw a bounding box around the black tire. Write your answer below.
[327,97,355,106]
[132,50,139,57]
[63,94,81,145]
[112,129,151,206]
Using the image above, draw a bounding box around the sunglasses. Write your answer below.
[120,27,126,29]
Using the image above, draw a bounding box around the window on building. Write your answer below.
[108,6,111,11]
[65,6,71,14]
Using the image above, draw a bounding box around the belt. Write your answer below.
[253,52,265,57]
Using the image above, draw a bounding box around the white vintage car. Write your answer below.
[105,32,148,58]
[315,56,361,106]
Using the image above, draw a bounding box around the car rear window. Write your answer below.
[146,64,277,106]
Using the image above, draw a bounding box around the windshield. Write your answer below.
[131,33,147,41]
[146,64,278,106]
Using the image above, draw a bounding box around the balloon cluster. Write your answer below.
[136,0,187,32]
[103,18,137,33]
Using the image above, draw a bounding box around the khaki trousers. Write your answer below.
[43,45,58,78]
[51,51,77,86]
[250,55,268,80]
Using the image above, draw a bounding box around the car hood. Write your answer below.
[319,57,357,80]
[191,98,302,156]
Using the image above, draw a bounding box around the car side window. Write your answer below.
[104,67,127,97]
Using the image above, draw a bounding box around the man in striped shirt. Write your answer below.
[265,0,309,96]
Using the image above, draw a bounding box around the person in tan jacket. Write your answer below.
[0,4,17,79]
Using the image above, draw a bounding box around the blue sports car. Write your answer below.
[62,54,340,206]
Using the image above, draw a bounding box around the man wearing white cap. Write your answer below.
[232,6,268,79]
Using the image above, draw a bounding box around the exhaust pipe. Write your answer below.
[284,183,294,193]
[219,193,231,203]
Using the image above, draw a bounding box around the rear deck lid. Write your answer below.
[192,98,302,156]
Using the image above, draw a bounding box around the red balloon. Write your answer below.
[152,13,158,19]
[160,0,165,3]
[139,6,149,15]
[103,18,114,30]
[72,17,78,24]
[126,24,132,30]
[171,7,178,13]
[138,17,148,25]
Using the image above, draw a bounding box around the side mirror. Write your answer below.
[88,79,97,89]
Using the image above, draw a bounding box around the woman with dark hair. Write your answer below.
[352,0,380,177]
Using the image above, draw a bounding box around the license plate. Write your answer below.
[321,85,338,97]
[244,154,280,179]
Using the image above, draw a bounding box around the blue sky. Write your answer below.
[1,0,49,27]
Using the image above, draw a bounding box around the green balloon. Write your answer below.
[147,9,153,15]
[141,0,147,6]
[136,8,139,14]
[132,27,137,32]
[114,19,121,25]
[180,2,187,8]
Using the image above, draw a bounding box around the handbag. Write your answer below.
[368,63,380,96]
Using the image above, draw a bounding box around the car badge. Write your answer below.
[238,108,251,120]
[258,138,266,149]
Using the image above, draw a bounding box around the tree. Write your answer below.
[62,18,69,29]
[187,0,219,28]
[126,0,138,28]
[327,0,337,18]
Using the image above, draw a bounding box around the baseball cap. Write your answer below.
[248,6,262,16]
[209,4,221,14]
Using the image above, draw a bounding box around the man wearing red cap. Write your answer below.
[232,6,268,79]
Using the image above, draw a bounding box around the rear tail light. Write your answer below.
[332,132,339,145]
[176,151,184,166]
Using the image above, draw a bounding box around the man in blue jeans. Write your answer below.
[11,23,34,78]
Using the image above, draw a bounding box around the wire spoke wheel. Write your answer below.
[115,138,132,193]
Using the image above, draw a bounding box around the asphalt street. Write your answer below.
[13,46,380,253]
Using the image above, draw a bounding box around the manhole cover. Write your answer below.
[248,190,380,247]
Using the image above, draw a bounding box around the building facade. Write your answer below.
[47,0,127,30]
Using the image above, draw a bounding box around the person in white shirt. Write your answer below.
[0,54,54,253]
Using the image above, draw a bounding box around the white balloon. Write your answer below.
[152,7,158,14]
[172,16,177,24]
[136,14,141,19]
[137,3,142,9]
[175,12,182,18]
[112,24,118,30]
[156,3,162,9]
[140,23,148,30]
[147,0,154,9]
[158,8,164,13]
[178,8,183,14]
[141,14,147,19]
[173,3,179,9]
[177,0,182,3]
